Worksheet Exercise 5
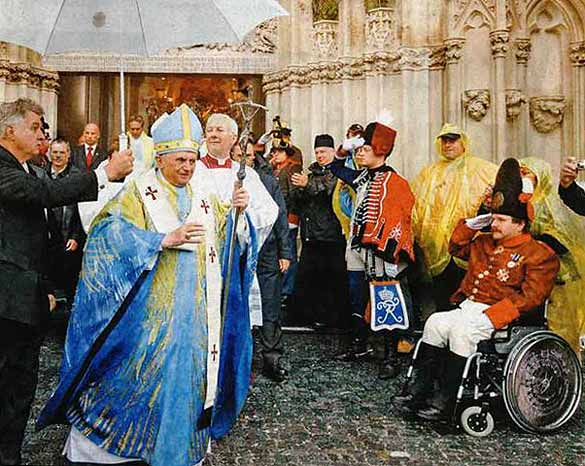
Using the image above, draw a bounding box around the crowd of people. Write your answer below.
[1,96,584,466]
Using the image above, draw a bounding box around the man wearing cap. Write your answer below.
[38,105,258,466]
[328,118,416,379]
[411,124,497,311]
[290,134,349,329]
[394,158,559,422]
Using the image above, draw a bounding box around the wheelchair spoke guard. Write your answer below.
[503,330,582,433]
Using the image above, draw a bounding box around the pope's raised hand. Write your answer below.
[162,222,206,248]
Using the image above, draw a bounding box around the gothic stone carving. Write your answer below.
[515,38,531,64]
[463,89,491,121]
[313,20,338,60]
[263,51,402,93]
[444,38,465,64]
[505,89,526,120]
[0,60,59,91]
[366,7,397,52]
[177,19,278,54]
[490,29,509,58]
[529,96,566,133]
[398,47,432,71]
[570,42,585,66]
[453,0,495,26]
[263,45,445,94]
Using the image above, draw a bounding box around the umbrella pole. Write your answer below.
[118,57,128,150]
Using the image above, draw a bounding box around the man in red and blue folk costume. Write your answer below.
[329,117,416,379]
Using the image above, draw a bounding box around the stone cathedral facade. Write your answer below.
[265,0,585,178]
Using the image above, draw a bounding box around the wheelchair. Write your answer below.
[406,302,583,437]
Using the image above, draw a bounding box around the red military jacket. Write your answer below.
[449,220,560,329]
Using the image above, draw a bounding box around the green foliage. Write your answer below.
[365,0,391,11]
[312,0,340,21]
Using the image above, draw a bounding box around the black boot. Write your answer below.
[392,342,444,414]
[333,316,373,361]
[416,351,467,422]
[379,333,399,380]
[260,322,288,382]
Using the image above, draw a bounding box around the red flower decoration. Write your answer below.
[518,192,532,203]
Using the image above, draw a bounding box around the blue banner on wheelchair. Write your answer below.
[369,280,409,332]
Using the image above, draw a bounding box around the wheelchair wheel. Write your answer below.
[460,406,495,437]
[503,330,582,433]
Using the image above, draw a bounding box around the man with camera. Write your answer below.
[559,157,585,215]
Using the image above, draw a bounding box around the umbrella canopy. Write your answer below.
[0,0,287,141]
[0,0,288,56]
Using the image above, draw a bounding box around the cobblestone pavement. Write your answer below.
[23,327,585,466]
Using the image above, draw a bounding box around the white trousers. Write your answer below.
[422,300,494,357]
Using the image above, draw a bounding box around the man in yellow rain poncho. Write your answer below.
[411,124,497,311]
[520,157,585,357]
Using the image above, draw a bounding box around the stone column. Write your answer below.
[397,47,434,177]
[490,28,509,162]
[444,38,465,125]
[513,38,531,158]
[337,0,365,139]
[364,6,397,123]
[570,41,585,156]
[264,86,279,132]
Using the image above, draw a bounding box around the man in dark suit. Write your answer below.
[45,139,86,305]
[71,122,107,171]
[0,98,134,465]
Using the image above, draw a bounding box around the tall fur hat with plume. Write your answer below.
[490,158,534,221]
[362,109,397,158]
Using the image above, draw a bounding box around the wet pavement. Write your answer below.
[23,327,585,466]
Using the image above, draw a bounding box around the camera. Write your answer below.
[576,160,585,171]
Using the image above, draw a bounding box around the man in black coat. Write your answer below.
[290,134,350,329]
[232,141,293,382]
[559,156,585,215]
[44,139,86,305]
[71,122,107,172]
[0,98,133,465]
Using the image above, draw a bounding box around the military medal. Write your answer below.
[507,253,522,269]
[497,268,510,282]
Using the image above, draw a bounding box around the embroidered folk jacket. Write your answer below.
[449,220,560,329]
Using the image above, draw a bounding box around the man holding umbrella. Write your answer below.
[0,98,133,466]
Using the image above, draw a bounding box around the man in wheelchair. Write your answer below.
[393,158,560,422]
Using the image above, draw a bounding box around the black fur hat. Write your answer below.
[490,158,531,221]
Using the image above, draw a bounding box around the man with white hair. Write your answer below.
[199,113,278,250]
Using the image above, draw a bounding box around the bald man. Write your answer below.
[71,123,107,171]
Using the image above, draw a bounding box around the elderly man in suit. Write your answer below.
[0,98,133,465]
[71,122,107,171]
